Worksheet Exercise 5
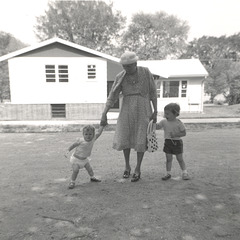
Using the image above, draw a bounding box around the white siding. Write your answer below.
[187,80,203,112]
[156,79,204,112]
[8,57,107,104]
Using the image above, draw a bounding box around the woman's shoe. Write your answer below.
[123,169,131,178]
[182,173,190,180]
[68,182,75,189]
[90,177,101,182]
[131,173,141,182]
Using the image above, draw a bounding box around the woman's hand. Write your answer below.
[100,113,108,126]
[150,111,157,123]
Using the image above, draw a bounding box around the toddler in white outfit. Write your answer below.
[65,125,104,189]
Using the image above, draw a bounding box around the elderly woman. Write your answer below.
[101,52,157,182]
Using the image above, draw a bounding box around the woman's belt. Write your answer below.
[124,93,141,96]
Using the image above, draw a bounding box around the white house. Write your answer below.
[0,38,208,120]
[0,38,122,120]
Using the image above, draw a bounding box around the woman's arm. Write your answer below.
[101,72,124,126]
[100,105,111,126]
[148,69,158,122]
[151,98,158,122]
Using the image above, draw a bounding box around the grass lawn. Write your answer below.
[0,128,240,239]
[180,103,240,118]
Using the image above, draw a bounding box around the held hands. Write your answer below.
[150,111,157,123]
[100,113,108,126]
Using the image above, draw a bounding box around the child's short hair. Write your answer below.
[82,125,95,135]
[164,103,180,116]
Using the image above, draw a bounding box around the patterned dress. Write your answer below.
[106,66,157,152]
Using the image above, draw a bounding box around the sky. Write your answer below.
[0,0,240,45]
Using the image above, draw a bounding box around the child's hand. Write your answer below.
[150,111,157,123]
[170,132,175,138]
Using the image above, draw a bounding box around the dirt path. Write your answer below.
[0,129,240,239]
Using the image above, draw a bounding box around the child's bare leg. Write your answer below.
[176,153,186,171]
[71,164,80,181]
[162,153,173,180]
[85,162,94,177]
[166,153,173,172]
[176,154,190,180]
[85,162,101,182]
[69,164,79,189]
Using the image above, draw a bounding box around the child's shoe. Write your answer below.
[68,182,75,189]
[90,176,101,182]
[162,174,171,181]
[182,173,190,180]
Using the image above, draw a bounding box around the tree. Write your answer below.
[0,31,27,102]
[34,0,126,55]
[204,60,231,102]
[225,62,240,105]
[181,34,240,103]
[0,61,9,102]
[120,11,189,60]
[180,36,230,67]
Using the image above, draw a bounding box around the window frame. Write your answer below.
[181,80,187,98]
[155,80,188,98]
[163,81,180,98]
[155,79,161,98]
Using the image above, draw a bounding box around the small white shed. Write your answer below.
[138,59,208,112]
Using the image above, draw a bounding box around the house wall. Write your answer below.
[156,77,204,112]
[0,104,50,120]
[0,103,104,120]
[4,44,123,120]
[66,103,104,119]
[8,57,107,104]
[187,78,204,112]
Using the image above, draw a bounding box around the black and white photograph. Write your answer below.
[0,0,240,239]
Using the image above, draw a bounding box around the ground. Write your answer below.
[0,128,240,240]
